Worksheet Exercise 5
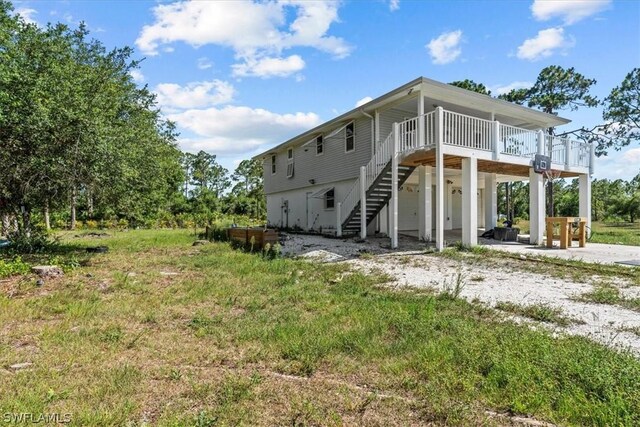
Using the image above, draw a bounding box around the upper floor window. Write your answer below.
[287,147,293,160]
[345,122,355,152]
[316,135,324,155]
[271,154,276,174]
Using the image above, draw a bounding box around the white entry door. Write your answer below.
[398,184,418,231]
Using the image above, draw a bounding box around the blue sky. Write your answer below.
[11,0,640,180]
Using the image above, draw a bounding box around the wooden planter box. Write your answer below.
[227,227,278,249]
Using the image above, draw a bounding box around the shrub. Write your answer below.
[85,220,99,229]
[0,256,30,278]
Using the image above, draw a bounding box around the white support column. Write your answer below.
[462,157,478,246]
[529,168,545,245]
[579,174,592,237]
[336,202,342,237]
[417,87,425,148]
[589,142,595,176]
[445,183,453,230]
[360,166,367,240]
[484,173,497,231]
[385,204,391,236]
[493,120,500,160]
[537,130,545,154]
[418,165,433,241]
[391,123,400,249]
[435,107,445,251]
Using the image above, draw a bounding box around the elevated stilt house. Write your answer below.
[255,77,593,249]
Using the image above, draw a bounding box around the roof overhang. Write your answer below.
[253,76,570,160]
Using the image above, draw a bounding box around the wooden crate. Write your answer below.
[227,227,278,249]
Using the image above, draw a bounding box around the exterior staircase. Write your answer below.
[341,162,415,234]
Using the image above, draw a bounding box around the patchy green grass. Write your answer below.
[0,229,639,426]
[576,282,640,312]
[513,220,640,246]
[495,301,583,327]
[590,221,640,246]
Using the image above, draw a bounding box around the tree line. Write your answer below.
[0,3,265,242]
[498,173,640,224]
[451,65,639,219]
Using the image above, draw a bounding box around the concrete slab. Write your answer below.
[400,228,640,266]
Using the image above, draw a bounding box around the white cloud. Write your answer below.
[531,0,611,25]
[426,30,463,65]
[129,70,145,84]
[491,81,532,96]
[232,54,305,78]
[594,147,640,180]
[355,96,373,107]
[154,80,236,110]
[197,57,213,70]
[135,1,351,78]
[516,27,574,61]
[15,7,37,24]
[389,0,400,11]
[168,106,321,155]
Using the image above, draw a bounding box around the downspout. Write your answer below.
[360,108,375,156]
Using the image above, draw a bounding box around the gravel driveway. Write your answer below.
[281,233,640,356]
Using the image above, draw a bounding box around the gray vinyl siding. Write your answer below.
[264,117,372,194]
[379,107,413,143]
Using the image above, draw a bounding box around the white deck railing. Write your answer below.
[443,110,493,151]
[544,134,567,165]
[338,108,593,229]
[499,124,538,158]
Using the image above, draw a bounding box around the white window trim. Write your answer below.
[271,154,277,175]
[344,121,355,153]
[287,147,293,160]
[315,135,324,156]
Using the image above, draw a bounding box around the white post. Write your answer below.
[417,88,425,148]
[462,157,478,246]
[565,138,572,170]
[579,174,592,237]
[589,142,595,176]
[391,123,400,249]
[336,202,342,237]
[484,173,497,231]
[418,165,432,241]
[360,166,367,240]
[435,107,444,251]
[493,120,500,160]
[529,168,545,245]
[537,130,545,155]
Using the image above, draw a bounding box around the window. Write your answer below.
[345,122,355,152]
[325,188,335,209]
[286,148,294,178]
[271,154,276,174]
[316,135,324,155]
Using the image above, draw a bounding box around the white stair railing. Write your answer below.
[340,129,395,225]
